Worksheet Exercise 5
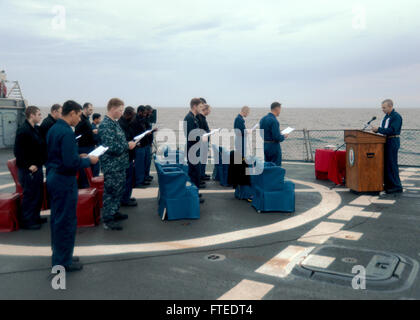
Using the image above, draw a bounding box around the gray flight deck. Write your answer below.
[0,149,419,300]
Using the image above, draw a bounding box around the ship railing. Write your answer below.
[0,80,25,100]
[157,129,420,168]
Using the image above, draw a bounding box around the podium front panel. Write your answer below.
[344,130,385,193]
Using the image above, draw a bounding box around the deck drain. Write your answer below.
[205,254,226,262]
[342,257,358,264]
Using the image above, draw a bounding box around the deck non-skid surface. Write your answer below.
[0,149,419,299]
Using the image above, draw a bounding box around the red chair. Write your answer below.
[7,159,49,210]
[74,170,102,227]
[0,193,21,232]
[77,188,100,227]
[84,167,104,208]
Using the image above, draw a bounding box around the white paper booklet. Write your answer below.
[89,146,109,157]
[281,127,295,135]
[203,128,220,137]
[250,123,259,131]
[134,130,153,142]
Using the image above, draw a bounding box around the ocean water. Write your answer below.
[39,107,419,131]
[38,107,420,165]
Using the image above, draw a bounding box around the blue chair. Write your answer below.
[161,146,187,165]
[155,146,188,174]
[155,157,189,176]
[234,156,261,200]
[235,185,254,200]
[211,144,221,182]
[251,162,295,213]
[155,160,200,221]
[211,145,231,187]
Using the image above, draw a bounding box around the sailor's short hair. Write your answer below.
[382,99,394,108]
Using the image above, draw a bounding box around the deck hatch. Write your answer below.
[293,245,419,291]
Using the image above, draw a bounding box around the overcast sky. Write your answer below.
[1,0,420,108]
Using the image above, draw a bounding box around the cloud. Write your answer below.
[1,0,420,108]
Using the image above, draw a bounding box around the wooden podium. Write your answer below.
[344,130,386,193]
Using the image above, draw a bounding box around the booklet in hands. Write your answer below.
[89,146,109,157]
[134,129,153,143]
[281,127,295,135]
[203,128,220,138]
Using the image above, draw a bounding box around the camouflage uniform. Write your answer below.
[98,115,129,223]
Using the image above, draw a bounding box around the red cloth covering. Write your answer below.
[328,151,346,185]
[0,193,20,232]
[315,149,346,185]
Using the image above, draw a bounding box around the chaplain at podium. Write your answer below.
[372,99,403,194]
[259,102,289,166]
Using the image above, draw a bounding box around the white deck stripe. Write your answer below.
[302,254,336,269]
[401,177,420,182]
[350,196,395,206]
[0,177,343,257]
[329,206,381,221]
[299,222,345,244]
[333,230,363,241]
[403,183,415,187]
[0,183,15,190]
[400,171,416,176]
[218,280,274,300]
[255,245,314,278]
[283,161,314,166]
[403,168,420,172]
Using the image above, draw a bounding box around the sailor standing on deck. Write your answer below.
[133,106,150,187]
[118,107,138,207]
[99,98,137,231]
[184,98,205,203]
[234,106,250,158]
[144,105,155,183]
[46,101,98,272]
[40,104,62,140]
[259,102,289,166]
[197,102,211,182]
[75,103,100,185]
[14,106,47,230]
[372,99,403,194]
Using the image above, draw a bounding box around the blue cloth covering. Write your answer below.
[250,162,295,213]
[155,160,200,221]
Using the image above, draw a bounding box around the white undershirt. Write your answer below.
[382,118,390,129]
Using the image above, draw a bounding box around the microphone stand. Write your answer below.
[335,118,375,152]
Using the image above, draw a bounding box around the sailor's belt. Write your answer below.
[387,135,400,139]
[264,141,277,143]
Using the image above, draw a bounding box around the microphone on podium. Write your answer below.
[362,116,377,130]
[367,116,377,125]
[336,117,378,152]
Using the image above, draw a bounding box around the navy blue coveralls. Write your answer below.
[144,117,154,180]
[259,113,285,166]
[132,114,148,186]
[197,113,210,178]
[378,109,403,192]
[184,111,202,187]
[46,119,91,268]
[118,116,136,204]
[234,114,246,158]
[75,113,99,186]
